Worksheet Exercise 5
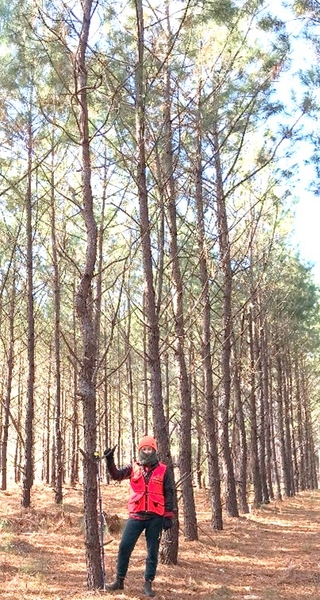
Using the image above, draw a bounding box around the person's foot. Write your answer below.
[144,580,155,597]
[107,577,124,591]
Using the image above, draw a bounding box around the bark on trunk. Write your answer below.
[70,282,79,487]
[134,0,178,563]
[51,149,63,504]
[295,358,306,490]
[231,321,249,514]
[260,320,273,500]
[195,102,222,529]
[1,267,16,490]
[248,303,262,507]
[74,0,102,588]
[276,347,291,497]
[256,313,269,503]
[283,354,294,495]
[22,107,35,509]
[269,368,282,501]
[162,48,197,541]
[213,127,238,518]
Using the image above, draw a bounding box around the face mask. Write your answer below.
[138,449,158,466]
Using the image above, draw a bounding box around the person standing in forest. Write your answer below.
[104,435,175,598]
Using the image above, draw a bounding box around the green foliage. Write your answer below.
[20,557,50,576]
[265,250,320,352]
[293,0,320,17]
[0,541,15,553]
[0,518,12,530]
[198,0,239,25]
[258,15,286,32]
[212,586,234,598]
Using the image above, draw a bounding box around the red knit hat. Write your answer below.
[138,435,157,451]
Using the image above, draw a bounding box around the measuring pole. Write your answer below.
[94,452,106,590]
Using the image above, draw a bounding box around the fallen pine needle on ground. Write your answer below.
[1,484,320,600]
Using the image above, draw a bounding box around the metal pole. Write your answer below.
[95,452,106,590]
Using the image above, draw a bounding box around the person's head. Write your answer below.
[138,435,158,466]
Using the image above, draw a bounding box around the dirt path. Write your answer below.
[1,485,319,600]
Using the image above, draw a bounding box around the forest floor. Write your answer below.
[0,482,320,600]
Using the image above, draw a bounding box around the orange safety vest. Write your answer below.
[128,462,166,516]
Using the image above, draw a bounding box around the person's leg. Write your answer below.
[116,517,145,579]
[144,516,163,581]
[108,518,145,590]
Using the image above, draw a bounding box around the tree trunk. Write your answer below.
[260,319,273,500]
[50,147,63,504]
[295,357,306,490]
[269,371,282,501]
[192,345,203,490]
[14,357,23,484]
[22,104,35,509]
[231,320,249,514]
[125,302,136,457]
[248,303,263,507]
[300,366,317,488]
[142,290,149,431]
[134,0,178,563]
[44,350,52,485]
[162,42,197,541]
[1,266,16,490]
[73,0,102,588]
[213,127,238,518]
[70,281,79,487]
[194,99,222,529]
[256,311,269,504]
[275,347,291,497]
[283,354,295,495]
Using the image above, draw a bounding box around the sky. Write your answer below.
[292,189,320,284]
[288,70,320,284]
[273,5,320,285]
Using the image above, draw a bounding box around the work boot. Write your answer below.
[107,577,124,591]
[143,580,155,597]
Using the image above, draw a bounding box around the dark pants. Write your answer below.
[116,516,163,581]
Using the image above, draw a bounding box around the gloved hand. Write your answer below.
[163,517,173,531]
[104,445,117,459]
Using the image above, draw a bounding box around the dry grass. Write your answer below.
[1,483,320,599]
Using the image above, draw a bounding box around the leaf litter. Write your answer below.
[1,485,320,600]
